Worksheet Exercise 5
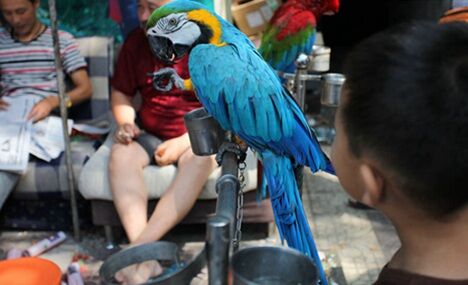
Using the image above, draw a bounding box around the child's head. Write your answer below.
[331,21,468,219]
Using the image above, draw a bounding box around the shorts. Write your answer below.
[135,116,163,165]
[135,131,162,165]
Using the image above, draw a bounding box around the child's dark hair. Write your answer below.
[343,21,468,218]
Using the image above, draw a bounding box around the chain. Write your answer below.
[233,160,246,251]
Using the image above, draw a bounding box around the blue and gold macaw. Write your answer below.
[146,1,333,283]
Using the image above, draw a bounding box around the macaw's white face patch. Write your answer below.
[147,13,201,47]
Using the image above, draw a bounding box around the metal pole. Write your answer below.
[294,53,310,111]
[48,0,80,241]
[224,0,232,23]
[216,0,232,23]
[207,132,241,285]
[206,216,230,285]
[215,132,240,248]
[215,151,239,246]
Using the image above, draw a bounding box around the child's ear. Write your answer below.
[359,164,385,207]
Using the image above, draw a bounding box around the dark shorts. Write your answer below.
[135,131,162,165]
[135,116,163,165]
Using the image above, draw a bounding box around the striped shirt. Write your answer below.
[0,26,86,99]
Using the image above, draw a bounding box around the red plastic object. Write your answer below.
[0,257,62,285]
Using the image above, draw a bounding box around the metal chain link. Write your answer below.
[233,160,246,251]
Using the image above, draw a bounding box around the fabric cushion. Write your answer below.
[78,133,258,200]
[13,140,99,198]
[68,36,113,125]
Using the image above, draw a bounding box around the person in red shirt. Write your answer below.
[109,0,217,283]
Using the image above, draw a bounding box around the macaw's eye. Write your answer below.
[169,18,177,26]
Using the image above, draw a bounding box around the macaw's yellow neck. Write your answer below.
[187,9,226,47]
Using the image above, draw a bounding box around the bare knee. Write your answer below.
[109,142,149,175]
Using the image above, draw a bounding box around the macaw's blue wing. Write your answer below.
[189,39,332,285]
[189,42,329,171]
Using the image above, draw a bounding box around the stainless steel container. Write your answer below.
[321,73,345,107]
[231,246,318,285]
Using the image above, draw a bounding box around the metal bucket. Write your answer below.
[184,107,225,156]
[231,246,318,285]
[321,73,345,107]
[99,242,206,285]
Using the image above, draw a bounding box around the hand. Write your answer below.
[114,259,163,285]
[150,67,184,92]
[114,123,140,145]
[27,98,54,122]
[154,134,190,166]
[0,98,9,111]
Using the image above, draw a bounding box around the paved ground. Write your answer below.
[304,170,400,285]
[0,157,400,284]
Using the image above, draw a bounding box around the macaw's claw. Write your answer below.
[215,141,247,166]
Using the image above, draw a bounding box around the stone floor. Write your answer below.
[0,161,400,285]
[304,170,400,285]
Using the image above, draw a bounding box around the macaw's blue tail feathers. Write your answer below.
[257,173,268,203]
[307,123,335,176]
[324,153,335,175]
[262,151,328,285]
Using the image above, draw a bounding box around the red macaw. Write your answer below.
[259,0,339,74]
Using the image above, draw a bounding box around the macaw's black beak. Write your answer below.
[147,35,191,65]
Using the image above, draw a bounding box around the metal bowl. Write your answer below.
[231,246,318,285]
[321,73,345,107]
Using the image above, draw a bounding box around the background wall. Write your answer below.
[319,0,453,72]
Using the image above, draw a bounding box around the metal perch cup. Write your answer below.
[184,108,225,156]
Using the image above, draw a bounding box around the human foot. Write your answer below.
[115,259,163,285]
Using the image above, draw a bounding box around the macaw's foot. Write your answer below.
[215,141,247,166]
[114,259,163,285]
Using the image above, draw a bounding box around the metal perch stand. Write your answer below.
[207,131,244,285]
[48,0,80,241]
[183,108,245,284]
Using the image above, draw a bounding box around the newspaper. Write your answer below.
[0,96,73,172]
[0,96,35,173]
[29,116,73,162]
[0,120,32,173]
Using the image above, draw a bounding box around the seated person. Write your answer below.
[331,21,468,284]
[0,0,91,208]
[102,0,217,283]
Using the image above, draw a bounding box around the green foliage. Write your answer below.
[38,0,122,42]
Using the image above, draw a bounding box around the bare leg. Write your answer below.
[109,142,150,243]
[114,148,216,284]
[133,148,217,244]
